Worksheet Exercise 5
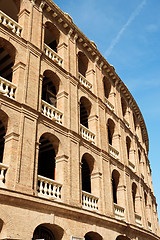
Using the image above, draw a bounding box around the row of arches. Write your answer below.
[0,112,147,213]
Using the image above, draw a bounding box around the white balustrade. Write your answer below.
[44,44,63,67]
[0,76,16,99]
[0,10,22,36]
[105,97,114,112]
[0,163,8,187]
[123,117,130,128]
[80,124,95,144]
[41,100,63,124]
[108,144,119,160]
[37,175,62,199]
[114,203,125,220]
[135,213,142,227]
[78,73,92,90]
[82,191,98,210]
[128,160,136,172]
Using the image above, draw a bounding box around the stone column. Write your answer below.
[2,132,19,190]
[55,154,69,203]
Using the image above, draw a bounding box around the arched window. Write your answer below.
[103,76,111,99]
[84,232,102,240]
[42,71,60,108]
[0,0,20,22]
[116,236,131,240]
[121,97,127,117]
[126,136,131,160]
[44,22,60,53]
[132,182,137,212]
[38,136,56,180]
[81,154,94,194]
[107,119,115,145]
[0,120,5,163]
[112,170,120,204]
[144,191,147,207]
[80,97,91,128]
[82,158,91,193]
[33,225,55,240]
[138,150,141,163]
[0,40,16,82]
[78,52,89,77]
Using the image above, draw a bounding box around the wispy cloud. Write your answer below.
[105,0,147,57]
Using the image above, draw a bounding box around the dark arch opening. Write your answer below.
[82,157,91,193]
[103,76,111,99]
[132,182,137,212]
[44,22,60,53]
[121,97,127,117]
[33,225,55,240]
[80,97,91,128]
[112,170,120,204]
[116,235,131,240]
[78,52,89,77]
[107,119,115,145]
[0,0,20,22]
[84,231,102,240]
[0,39,16,82]
[126,136,131,160]
[38,136,56,180]
[0,120,6,163]
[42,70,61,108]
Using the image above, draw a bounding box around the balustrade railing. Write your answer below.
[41,100,63,124]
[82,191,98,210]
[135,213,142,227]
[44,44,63,67]
[0,10,22,36]
[128,160,136,172]
[0,163,8,187]
[114,203,125,220]
[105,97,114,112]
[0,76,16,99]
[78,73,92,90]
[80,124,95,144]
[108,144,119,159]
[37,175,62,199]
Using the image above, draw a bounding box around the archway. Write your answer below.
[78,51,89,77]
[80,97,92,128]
[84,231,102,240]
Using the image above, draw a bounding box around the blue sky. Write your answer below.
[53,0,160,218]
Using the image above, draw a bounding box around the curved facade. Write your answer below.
[0,0,159,239]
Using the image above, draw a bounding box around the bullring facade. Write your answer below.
[0,0,159,239]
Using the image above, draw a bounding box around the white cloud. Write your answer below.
[105,0,147,57]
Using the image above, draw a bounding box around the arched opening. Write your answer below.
[0,0,20,22]
[78,52,89,77]
[0,219,3,233]
[82,158,91,193]
[144,191,147,207]
[80,97,91,128]
[38,134,60,180]
[112,170,120,204]
[138,150,141,163]
[103,76,111,99]
[116,235,131,240]
[121,97,127,117]
[42,70,60,108]
[33,225,55,240]
[133,113,137,131]
[81,153,94,194]
[132,182,137,212]
[126,136,131,160]
[0,39,16,82]
[0,120,6,163]
[84,231,102,240]
[32,224,64,240]
[44,22,60,53]
[107,119,115,145]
